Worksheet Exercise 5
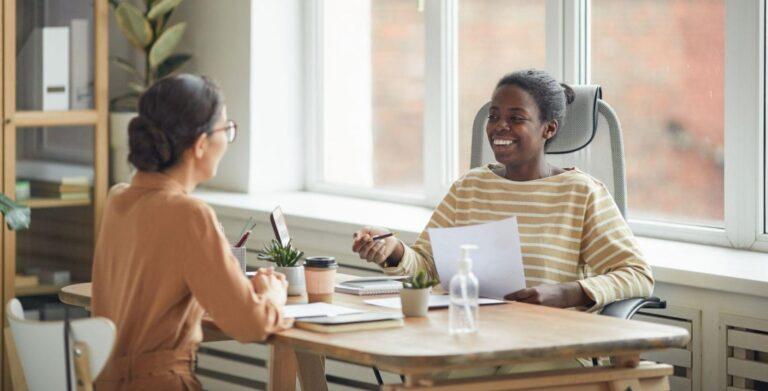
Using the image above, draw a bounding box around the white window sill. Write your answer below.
[195,189,768,299]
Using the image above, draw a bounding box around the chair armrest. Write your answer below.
[599,297,667,320]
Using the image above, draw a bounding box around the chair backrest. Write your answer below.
[6,299,116,391]
[470,85,628,217]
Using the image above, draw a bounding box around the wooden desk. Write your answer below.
[60,277,689,390]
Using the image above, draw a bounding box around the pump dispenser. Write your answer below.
[449,244,479,334]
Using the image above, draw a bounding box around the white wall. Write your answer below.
[175,0,305,193]
[321,1,374,187]
[249,0,305,193]
[175,0,253,192]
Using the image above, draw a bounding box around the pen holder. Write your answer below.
[230,246,247,274]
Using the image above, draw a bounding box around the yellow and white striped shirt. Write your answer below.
[385,164,653,311]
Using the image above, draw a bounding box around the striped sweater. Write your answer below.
[385,164,653,311]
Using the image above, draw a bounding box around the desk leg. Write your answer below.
[296,351,327,391]
[269,344,297,391]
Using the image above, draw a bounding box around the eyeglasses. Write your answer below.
[210,120,238,143]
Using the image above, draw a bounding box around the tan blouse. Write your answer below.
[92,171,289,390]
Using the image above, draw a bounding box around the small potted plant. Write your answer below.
[256,239,306,296]
[400,270,439,317]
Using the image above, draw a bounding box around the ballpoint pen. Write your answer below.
[352,232,396,241]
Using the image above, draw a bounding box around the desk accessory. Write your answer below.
[230,246,246,273]
[449,245,479,334]
[295,312,404,333]
[284,302,361,319]
[400,271,439,317]
[257,239,305,296]
[270,206,291,247]
[335,276,407,296]
[304,257,338,303]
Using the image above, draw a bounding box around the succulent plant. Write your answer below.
[110,0,191,111]
[402,270,439,290]
[256,239,304,268]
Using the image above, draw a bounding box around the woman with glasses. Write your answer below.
[91,74,292,390]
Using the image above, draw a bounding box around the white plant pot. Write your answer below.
[400,288,431,317]
[276,266,306,296]
[109,112,137,184]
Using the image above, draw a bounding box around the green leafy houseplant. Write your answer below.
[109,0,191,110]
[256,240,304,268]
[402,270,439,290]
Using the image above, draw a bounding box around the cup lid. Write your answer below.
[305,256,337,268]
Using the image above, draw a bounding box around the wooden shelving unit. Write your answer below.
[14,283,69,297]
[0,0,109,387]
[23,198,92,209]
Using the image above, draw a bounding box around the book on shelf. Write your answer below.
[29,180,90,194]
[15,274,39,288]
[17,160,93,186]
[31,192,90,201]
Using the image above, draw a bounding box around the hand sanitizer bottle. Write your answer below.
[449,244,479,334]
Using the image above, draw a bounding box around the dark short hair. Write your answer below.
[128,74,223,172]
[495,69,575,126]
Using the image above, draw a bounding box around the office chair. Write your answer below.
[470,84,666,320]
[6,299,116,391]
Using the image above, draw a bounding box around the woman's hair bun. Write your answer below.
[561,83,576,105]
[127,115,173,172]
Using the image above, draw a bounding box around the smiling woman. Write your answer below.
[486,71,575,180]
[352,69,653,315]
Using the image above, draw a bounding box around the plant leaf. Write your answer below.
[115,2,153,50]
[108,0,120,9]
[149,23,186,69]
[147,0,183,21]
[127,81,147,94]
[156,53,191,79]
[109,92,140,112]
[111,56,144,81]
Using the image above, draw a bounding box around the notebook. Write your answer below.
[295,312,404,333]
[283,302,362,319]
[364,295,506,309]
[335,277,407,296]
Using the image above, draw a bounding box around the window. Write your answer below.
[458,0,546,173]
[316,0,425,195]
[590,0,725,227]
[306,0,766,250]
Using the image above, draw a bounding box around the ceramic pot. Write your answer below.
[109,112,137,184]
[276,265,306,296]
[400,288,430,317]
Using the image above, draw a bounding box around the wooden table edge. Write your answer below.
[266,332,690,375]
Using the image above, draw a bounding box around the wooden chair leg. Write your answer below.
[4,327,28,391]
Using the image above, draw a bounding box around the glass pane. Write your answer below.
[16,0,95,111]
[458,0,546,174]
[321,0,424,193]
[14,126,94,311]
[591,0,725,226]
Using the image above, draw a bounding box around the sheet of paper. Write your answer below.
[284,303,363,319]
[428,216,526,299]
[364,295,505,309]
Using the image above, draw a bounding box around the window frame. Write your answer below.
[617,0,766,251]
[304,0,457,207]
[304,0,767,252]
